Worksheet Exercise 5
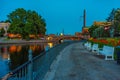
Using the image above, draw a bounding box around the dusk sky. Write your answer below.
[1,0,120,35]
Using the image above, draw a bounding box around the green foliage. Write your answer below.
[114,9,120,33]
[114,46,120,60]
[7,8,46,39]
[88,25,99,38]
[107,8,120,34]
[0,28,5,37]
[106,8,116,22]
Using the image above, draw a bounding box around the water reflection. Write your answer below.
[9,44,45,70]
[44,42,53,51]
[0,43,54,78]
[48,43,53,48]
[0,47,11,77]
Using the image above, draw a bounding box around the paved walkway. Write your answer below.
[43,42,120,80]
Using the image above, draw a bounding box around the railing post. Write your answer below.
[28,49,33,80]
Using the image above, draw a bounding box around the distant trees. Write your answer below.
[89,24,110,38]
[7,8,46,39]
[106,8,120,36]
[88,8,120,38]
[0,28,5,37]
[106,8,116,22]
[114,8,120,35]
[88,25,99,38]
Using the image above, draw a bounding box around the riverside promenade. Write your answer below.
[43,42,120,80]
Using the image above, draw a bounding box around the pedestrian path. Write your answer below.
[43,42,120,80]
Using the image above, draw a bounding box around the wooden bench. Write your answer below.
[99,46,114,60]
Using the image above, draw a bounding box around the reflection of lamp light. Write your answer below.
[8,54,10,61]
[48,43,53,48]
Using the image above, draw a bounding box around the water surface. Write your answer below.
[0,42,54,78]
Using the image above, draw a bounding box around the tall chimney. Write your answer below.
[83,9,86,28]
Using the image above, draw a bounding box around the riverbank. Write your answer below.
[1,41,79,80]
[0,39,58,45]
[43,42,120,80]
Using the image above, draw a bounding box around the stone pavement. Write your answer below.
[43,42,120,80]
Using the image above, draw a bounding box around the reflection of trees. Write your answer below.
[31,45,45,57]
[9,45,22,53]
[9,46,28,70]
[9,44,45,70]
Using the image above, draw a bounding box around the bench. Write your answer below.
[84,42,89,47]
[91,44,99,53]
[99,45,114,60]
[84,42,92,51]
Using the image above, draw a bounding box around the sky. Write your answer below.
[1,0,120,35]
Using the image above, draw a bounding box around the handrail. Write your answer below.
[2,42,60,80]
[2,51,47,80]
[11,61,31,74]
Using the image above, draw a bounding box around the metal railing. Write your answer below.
[2,43,60,80]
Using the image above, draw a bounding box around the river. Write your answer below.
[0,42,55,78]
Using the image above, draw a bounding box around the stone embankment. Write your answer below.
[0,39,58,45]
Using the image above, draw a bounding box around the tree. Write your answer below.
[106,8,120,36]
[106,8,116,22]
[113,8,120,35]
[88,25,99,38]
[7,8,46,39]
[0,28,5,37]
